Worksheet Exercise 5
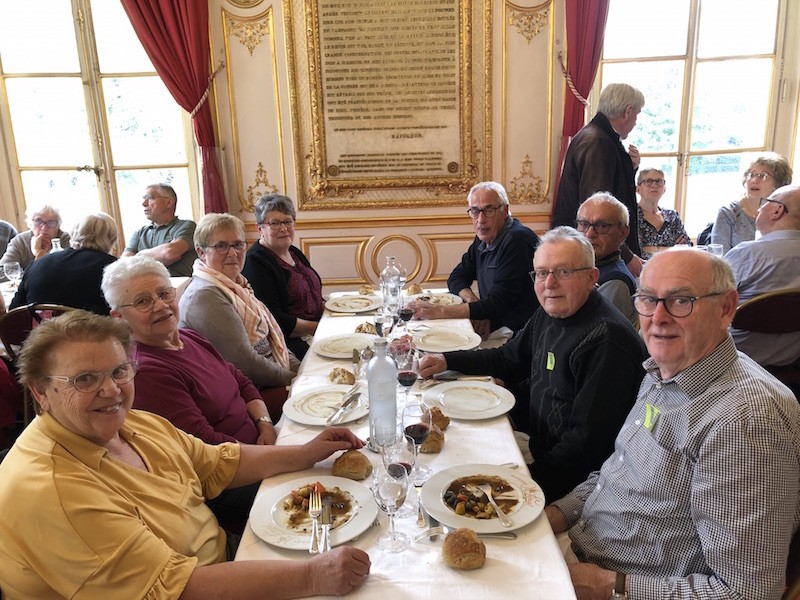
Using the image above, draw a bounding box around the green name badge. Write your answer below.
[546,351,555,371]
[644,403,661,431]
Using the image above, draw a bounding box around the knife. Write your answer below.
[428,513,440,541]
[320,496,333,552]
[326,391,361,426]
[433,374,493,382]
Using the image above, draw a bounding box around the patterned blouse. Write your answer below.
[637,205,690,259]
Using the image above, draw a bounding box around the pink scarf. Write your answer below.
[191,259,291,370]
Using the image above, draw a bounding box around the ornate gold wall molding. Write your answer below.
[227,0,263,7]
[506,0,549,45]
[421,232,476,282]
[371,235,423,283]
[243,162,279,211]
[299,236,372,286]
[226,14,270,55]
[508,154,546,204]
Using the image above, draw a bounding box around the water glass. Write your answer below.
[707,243,724,257]
[3,262,22,288]
[372,462,410,553]
[381,434,417,518]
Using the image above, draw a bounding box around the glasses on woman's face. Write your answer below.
[120,287,177,312]
[263,219,295,231]
[204,240,247,254]
[639,178,665,187]
[744,171,773,182]
[47,361,138,393]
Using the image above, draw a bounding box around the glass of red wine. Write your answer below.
[395,351,419,407]
[396,305,414,337]
[402,402,432,484]
[381,434,417,518]
[372,462,410,553]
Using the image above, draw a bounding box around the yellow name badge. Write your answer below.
[546,352,555,371]
[644,403,661,431]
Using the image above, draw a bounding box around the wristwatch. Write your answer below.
[256,415,273,426]
[610,572,627,599]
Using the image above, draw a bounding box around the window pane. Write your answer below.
[684,153,749,238]
[0,1,79,73]
[115,169,191,247]
[90,0,155,73]
[103,77,187,165]
[636,156,679,212]
[20,170,100,233]
[697,0,778,58]
[604,0,690,59]
[6,78,93,165]
[602,61,684,153]
[691,59,772,151]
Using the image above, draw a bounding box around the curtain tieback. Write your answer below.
[191,61,226,119]
[556,51,589,107]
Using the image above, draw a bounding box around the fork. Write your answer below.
[308,490,321,554]
[478,484,513,528]
[413,526,517,541]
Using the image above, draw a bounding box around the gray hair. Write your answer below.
[743,153,793,188]
[579,192,630,226]
[194,213,245,249]
[597,83,645,119]
[146,183,177,203]
[26,204,63,227]
[255,194,297,224]
[102,255,171,310]
[70,213,118,253]
[538,226,595,267]
[467,181,511,214]
[637,168,665,185]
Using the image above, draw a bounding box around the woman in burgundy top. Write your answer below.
[242,194,324,359]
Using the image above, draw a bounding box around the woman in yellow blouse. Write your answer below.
[0,310,370,599]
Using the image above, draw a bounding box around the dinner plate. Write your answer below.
[325,295,383,313]
[283,385,368,426]
[407,292,463,306]
[249,475,378,550]
[421,464,544,534]
[412,329,481,352]
[312,333,378,359]
[422,380,515,420]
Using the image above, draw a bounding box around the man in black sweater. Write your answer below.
[419,227,647,501]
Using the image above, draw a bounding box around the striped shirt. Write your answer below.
[554,336,800,599]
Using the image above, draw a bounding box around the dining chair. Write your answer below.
[731,288,800,398]
[0,303,75,424]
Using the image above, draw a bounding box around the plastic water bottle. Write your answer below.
[49,238,63,253]
[368,337,397,449]
[379,256,401,315]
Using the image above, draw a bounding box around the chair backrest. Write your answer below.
[732,288,800,335]
[0,304,75,362]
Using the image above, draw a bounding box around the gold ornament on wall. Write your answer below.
[244,163,279,211]
[227,0,263,7]
[507,1,549,45]
[226,16,269,55]
[509,155,546,204]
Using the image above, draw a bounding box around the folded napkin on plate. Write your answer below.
[478,326,514,349]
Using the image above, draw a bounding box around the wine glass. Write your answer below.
[374,309,394,338]
[381,434,417,518]
[372,462,410,553]
[3,262,22,289]
[402,402,432,484]
[396,305,414,337]
[395,351,419,407]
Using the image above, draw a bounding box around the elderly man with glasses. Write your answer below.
[419,227,647,501]
[725,184,800,370]
[0,204,71,280]
[545,247,799,600]
[413,181,540,337]
[122,183,196,277]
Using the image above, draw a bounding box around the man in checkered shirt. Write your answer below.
[546,247,800,600]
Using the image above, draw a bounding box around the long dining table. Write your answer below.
[234,297,577,599]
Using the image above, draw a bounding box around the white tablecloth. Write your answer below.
[235,305,576,599]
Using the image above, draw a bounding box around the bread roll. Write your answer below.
[355,322,377,335]
[429,406,450,431]
[359,284,374,295]
[420,425,444,453]
[407,283,423,295]
[328,367,356,385]
[443,528,486,570]
[332,449,373,480]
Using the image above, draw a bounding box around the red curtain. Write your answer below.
[121,0,227,213]
[552,0,610,218]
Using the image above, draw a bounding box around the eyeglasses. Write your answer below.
[529,267,592,282]
[744,171,773,182]
[639,178,665,187]
[120,287,177,312]
[575,220,619,234]
[759,197,789,214]
[47,361,138,393]
[32,218,59,228]
[142,194,170,201]
[263,219,295,230]
[204,241,247,254]
[467,204,503,219]
[632,292,724,318]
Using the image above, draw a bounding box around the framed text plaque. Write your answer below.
[283,0,491,209]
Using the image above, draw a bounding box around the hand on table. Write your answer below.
[303,427,365,465]
[309,546,371,596]
[568,562,616,600]
[256,422,277,445]
[418,353,447,379]
[412,300,444,321]
[471,318,491,340]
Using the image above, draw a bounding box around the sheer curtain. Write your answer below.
[121,0,227,213]
[552,0,610,221]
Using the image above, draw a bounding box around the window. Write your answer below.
[0,0,197,245]
[598,0,784,237]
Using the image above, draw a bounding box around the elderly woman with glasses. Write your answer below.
[242,194,324,360]
[711,153,792,254]
[179,213,300,418]
[0,309,370,598]
[636,168,690,260]
[0,204,71,279]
